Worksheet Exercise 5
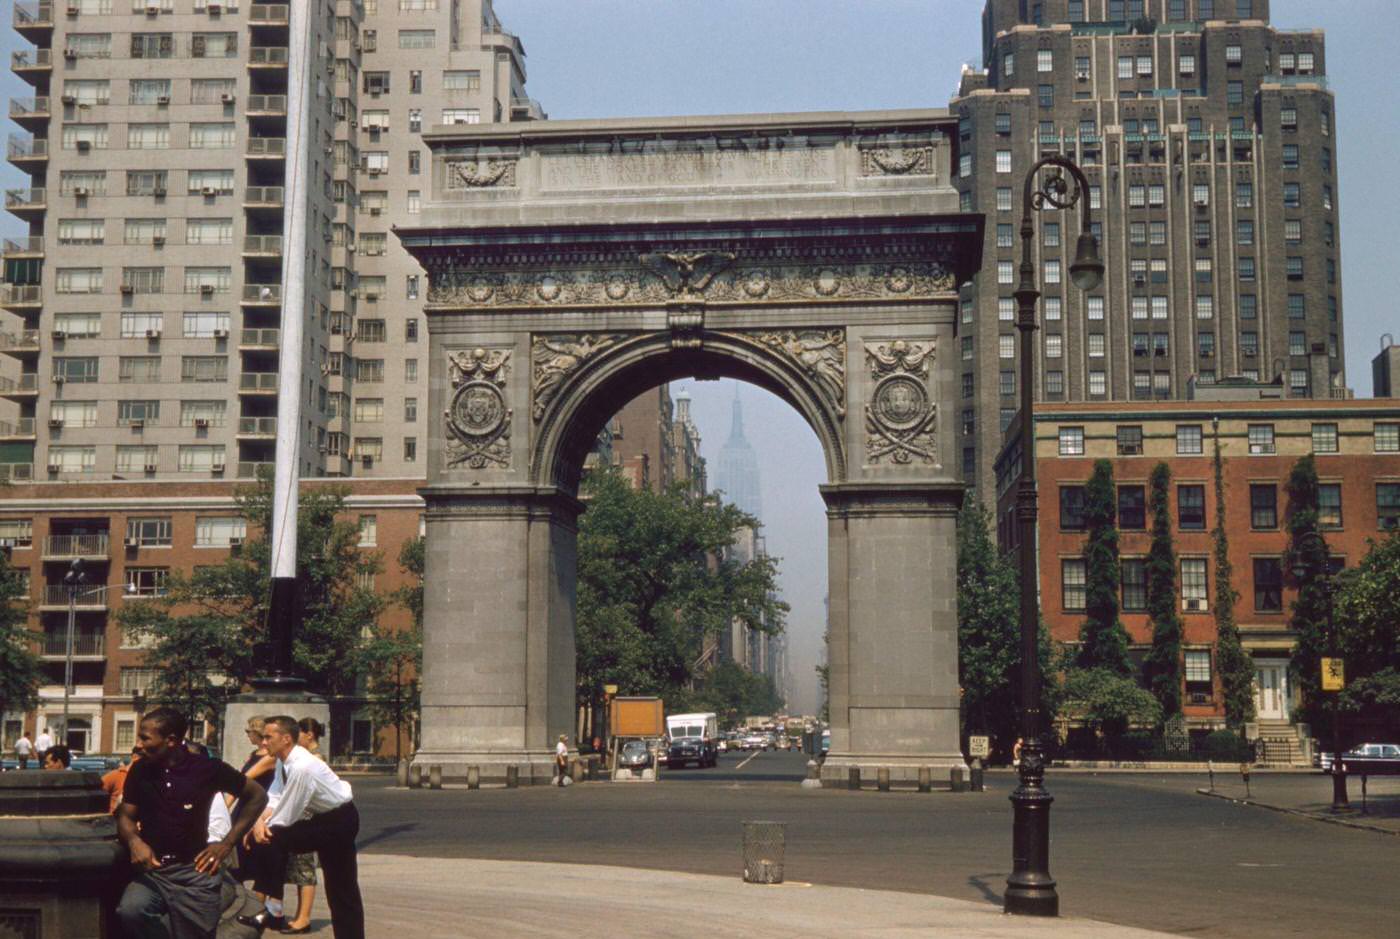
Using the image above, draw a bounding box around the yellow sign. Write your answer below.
[603,684,619,696]
[1321,658,1345,691]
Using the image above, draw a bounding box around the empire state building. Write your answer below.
[714,389,762,521]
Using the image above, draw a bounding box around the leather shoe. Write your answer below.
[278,926,311,935]
[235,912,287,932]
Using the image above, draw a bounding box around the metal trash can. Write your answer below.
[741,820,786,884]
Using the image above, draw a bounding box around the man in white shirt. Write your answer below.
[244,715,363,939]
[14,732,33,769]
[34,727,52,762]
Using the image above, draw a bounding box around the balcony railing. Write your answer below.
[13,3,54,30]
[42,533,110,559]
[9,97,50,119]
[11,49,52,71]
[2,237,44,256]
[242,235,283,255]
[40,584,109,608]
[1,285,42,308]
[42,632,106,658]
[5,187,46,210]
[237,461,275,478]
[0,462,33,480]
[0,418,36,437]
[242,284,281,304]
[239,372,279,392]
[246,137,286,158]
[247,47,289,67]
[7,135,48,160]
[0,331,40,353]
[243,186,284,206]
[247,95,287,114]
[239,327,279,348]
[237,417,277,436]
[250,4,289,24]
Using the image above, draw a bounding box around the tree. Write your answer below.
[361,536,424,761]
[956,500,1021,752]
[1062,667,1163,747]
[691,661,783,726]
[1283,455,1334,736]
[1078,459,1131,675]
[117,476,385,737]
[574,470,787,715]
[1211,430,1255,729]
[1142,462,1183,720]
[1331,532,1400,735]
[0,547,44,721]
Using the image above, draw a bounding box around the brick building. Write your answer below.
[0,476,424,756]
[996,392,1400,754]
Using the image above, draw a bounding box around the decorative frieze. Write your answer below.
[720,328,847,419]
[531,334,624,421]
[859,146,936,178]
[445,159,518,189]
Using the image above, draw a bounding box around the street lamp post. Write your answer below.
[1290,529,1348,811]
[61,558,86,751]
[1005,155,1103,918]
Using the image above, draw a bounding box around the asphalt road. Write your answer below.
[351,751,1398,938]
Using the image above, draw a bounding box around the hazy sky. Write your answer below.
[2,1,1393,713]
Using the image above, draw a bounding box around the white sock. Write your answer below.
[265,898,283,917]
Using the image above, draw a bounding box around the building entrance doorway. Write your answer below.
[399,109,983,785]
[1255,661,1291,720]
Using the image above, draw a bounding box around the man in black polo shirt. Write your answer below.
[116,707,268,939]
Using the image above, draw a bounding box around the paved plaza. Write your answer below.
[277,752,1399,937]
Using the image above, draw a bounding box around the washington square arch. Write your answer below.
[396,109,985,786]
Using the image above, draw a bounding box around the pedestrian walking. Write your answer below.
[235,716,287,930]
[115,707,267,939]
[244,715,364,939]
[555,734,569,786]
[14,731,32,769]
[35,726,52,763]
[280,717,326,935]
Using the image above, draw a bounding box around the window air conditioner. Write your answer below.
[48,462,62,473]
[76,140,91,152]
[1185,598,1206,612]
[130,419,144,429]
[213,328,228,338]
[146,4,160,16]
[221,93,235,105]
[74,187,89,197]
[368,167,381,176]
[52,374,65,384]
[143,463,157,472]
[201,186,218,196]
[64,49,79,60]
[120,284,135,295]
[124,537,140,548]
[67,5,80,15]
[369,207,381,216]
[361,455,373,467]
[48,418,64,428]
[1189,692,1211,705]
[61,93,76,105]
[157,95,170,105]
[51,329,66,340]
[145,328,161,339]
[211,463,225,473]
[194,418,210,428]
[365,290,379,301]
[208,2,222,12]
[152,235,165,246]
[228,536,243,551]
[153,186,167,197]
[200,284,215,295]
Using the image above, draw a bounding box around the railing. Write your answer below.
[0,418,36,436]
[246,95,287,114]
[243,186,284,205]
[9,97,50,118]
[246,137,286,157]
[1,285,42,307]
[247,46,289,66]
[242,235,283,254]
[0,462,33,480]
[7,135,48,159]
[5,187,46,209]
[0,331,40,352]
[237,461,275,479]
[239,327,279,347]
[238,417,277,435]
[239,372,278,392]
[41,584,109,607]
[13,3,54,29]
[42,632,106,658]
[43,533,111,558]
[11,49,52,70]
[16,373,39,391]
[1050,732,1258,765]
[249,4,289,23]
[243,284,281,303]
[2,237,44,255]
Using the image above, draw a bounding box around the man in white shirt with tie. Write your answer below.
[244,715,364,939]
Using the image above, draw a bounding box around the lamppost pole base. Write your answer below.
[1005,780,1058,916]
[1331,767,1351,812]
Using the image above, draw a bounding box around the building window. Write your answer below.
[358,515,378,547]
[1062,559,1087,612]
[1239,258,1256,282]
[1376,423,1400,453]
[999,298,1015,321]
[1240,295,1257,321]
[1116,426,1143,456]
[1250,484,1278,529]
[1181,558,1208,611]
[1000,370,1015,396]
[1184,650,1212,687]
[1237,220,1254,246]
[1379,484,1400,531]
[962,373,974,399]
[125,517,172,548]
[1058,427,1084,456]
[1248,424,1275,455]
[998,261,1014,285]
[1236,183,1253,209]
[195,516,246,547]
[1227,81,1243,105]
[126,568,169,597]
[1176,424,1203,455]
[1087,333,1105,358]
[1311,423,1338,454]
[1118,486,1146,530]
[1046,370,1065,395]
[1253,558,1283,612]
[1060,486,1086,530]
[1088,371,1106,396]
[1318,484,1342,529]
[1045,334,1062,358]
[1044,260,1061,285]
[1118,56,1133,80]
[1283,183,1301,209]
[997,188,1013,211]
[1087,296,1104,320]
[1121,559,1147,612]
[1178,485,1206,530]
[999,334,1016,360]
[996,151,1012,173]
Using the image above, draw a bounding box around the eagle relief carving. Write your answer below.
[639,251,736,298]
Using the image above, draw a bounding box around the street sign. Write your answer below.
[1322,658,1345,691]
[969,735,990,758]
[603,684,619,696]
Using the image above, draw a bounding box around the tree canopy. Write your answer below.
[0,546,44,721]
[956,500,1021,752]
[1329,531,1400,735]
[1078,459,1131,675]
[1283,455,1335,736]
[1212,431,1255,729]
[1142,462,1183,720]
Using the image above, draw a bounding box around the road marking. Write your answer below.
[736,750,762,770]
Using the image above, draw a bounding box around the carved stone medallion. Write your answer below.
[445,347,512,469]
[860,147,935,177]
[446,159,518,189]
[532,333,624,421]
[864,339,937,465]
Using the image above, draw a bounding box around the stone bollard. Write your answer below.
[396,759,409,788]
[408,764,422,789]
[800,759,823,789]
[466,765,481,790]
[570,758,585,783]
[950,765,968,793]
[917,766,932,793]
[969,758,985,792]
[505,765,519,789]
[0,771,124,938]
[428,765,442,790]
[877,768,891,792]
[848,767,861,791]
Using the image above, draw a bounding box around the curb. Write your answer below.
[1195,787,1400,836]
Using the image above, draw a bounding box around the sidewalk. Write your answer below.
[1196,771,1400,834]
[295,856,1181,937]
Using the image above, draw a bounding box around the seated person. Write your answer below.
[42,744,71,770]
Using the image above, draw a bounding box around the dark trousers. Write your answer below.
[268,802,363,939]
[116,864,222,939]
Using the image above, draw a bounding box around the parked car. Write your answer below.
[1319,742,1400,773]
[742,734,768,751]
[616,739,653,772]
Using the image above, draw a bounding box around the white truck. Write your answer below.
[665,712,719,768]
